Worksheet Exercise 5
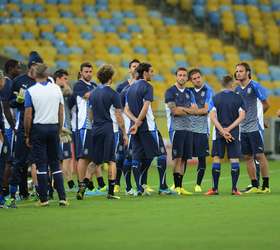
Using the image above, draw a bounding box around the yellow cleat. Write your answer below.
[142,184,155,193]
[98,185,108,192]
[114,185,120,193]
[260,187,271,194]
[170,184,175,191]
[194,185,202,193]
[244,187,261,194]
[175,187,181,195]
[180,188,193,195]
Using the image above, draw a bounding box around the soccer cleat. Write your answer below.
[170,184,175,191]
[205,189,219,196]
[107,194,120,200]
[232,190,242,196]
[194,185,202,193]
[142,184,155,193]
[260,187,271,194]
[5,198,17,208]
[175,187,181,195]
[180,188,193,195]
[37,201,49,207]
[114,185,120,193]
[125,188,136,196]
[134,191,143,196]
[158,188,176,195]
[59,200,69,207]
[240,184,253,193]
[142,189,152,196]
[244,187,261,194]
[98,185,108,192]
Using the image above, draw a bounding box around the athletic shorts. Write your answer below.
[172,130,193,160]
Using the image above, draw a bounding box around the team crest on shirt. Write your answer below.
[3,146,8,154]
[160,146,165,154]
[247,87,252,94]
[173,149,177,156]
[201,91,205,97]
[64,151,69,157]
[84,148,88,155]
[185,93,189,99]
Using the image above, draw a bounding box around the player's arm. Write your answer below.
[261,99,270,113]
[225,108,246,132]
[167,101,188,116]
[115,108,128,145]
[58,103,64,133]
[24,107,32,147]
[210,109,233,142]
[2,101,15,130]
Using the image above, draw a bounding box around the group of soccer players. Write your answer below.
[0,50,273,208]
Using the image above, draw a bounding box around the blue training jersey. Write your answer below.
[189,84,214,134]
[235,80,267,133]
[165,85,196,131]
[212,90,246,140]
[126,79,156,132]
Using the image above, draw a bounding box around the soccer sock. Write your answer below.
[157,155,168,189]
[123,159,132,191]
[255,160,260,183]
[83,178,90,188]
[140,159,153,186]
[34,185,39,194]
[173,173,181,188]
[67,180,75,189]
[108,179,115,196]
[231,162,240,192]
[212,163,221,191]
[115,159,123,186]
[37,164,49,202]
[262,177,269,189]
[97,177,106,188]
[52,170,66,201]
[9,185,17,199]
[251,179,259,188]
[88,181,94,191]
[196,157,206,186]
[132,160,143,192]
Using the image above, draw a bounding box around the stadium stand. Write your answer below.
[0,0,279,115]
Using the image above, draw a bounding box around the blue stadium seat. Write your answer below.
[200,67,213,75]
[119,32,131,40]
[208,11,220,26]
[21,32,34,40]
[81,32,93,40]
[108,46,122,55]
[257,74,271,81]
[55,24,68,33]
[56,61,69,69]
[134,46,148,55]
[172,47,185,54]
[212,53,224,61]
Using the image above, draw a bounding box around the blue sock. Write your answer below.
[231,162,240,192]
[52,170,66,201]
[0,194,5,205]
[123,159,132,191]
[212,163,221,191]
[132,160,143,192]
[140,159,153,186]
[9,185,17,199]
[157,155,168,189]
[196,157,206,185]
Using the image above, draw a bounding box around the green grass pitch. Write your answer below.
[1,161,280,250]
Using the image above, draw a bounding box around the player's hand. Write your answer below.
[130,124,138,135]
[123,134,129,146]
[135,119,142,127]
[0,132,3,143]
[14,88,25,104]
[25,136,32,148]
[277,109,280,118]
[264,120,269,129]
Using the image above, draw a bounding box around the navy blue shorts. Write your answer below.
[73,129,92,160]
[212,138,241,159]
[192,132,209,157]
[92,126,116,165]
[124,134,133,160]
[172,130,193,160]
[169,130,175,144]
[60,142,72,160]
[241,131,264,155]
[131,130,164,161]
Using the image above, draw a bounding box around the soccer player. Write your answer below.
[188,69,214,192]
[165,67,197,195]
[125,63,170,196]
[235,62,270,193]
[0,59,21,197]
[115,59,140,194]
[206,75,245,195]
[54,69,76,191]
[89,64,128,199]
[73,62,97,200]
[7,51,42,207]
[24,63,67,206]
[0,70,7,207]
